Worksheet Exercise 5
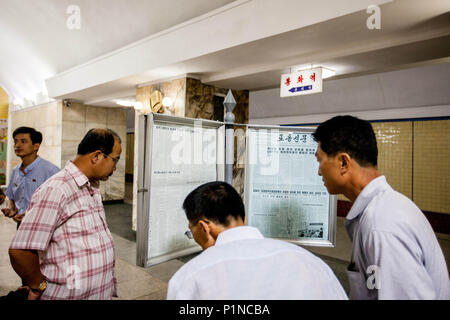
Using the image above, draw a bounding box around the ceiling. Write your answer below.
[1,0,449,109]
[0,0,235,104]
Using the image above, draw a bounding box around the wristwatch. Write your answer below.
[30,280,47,294]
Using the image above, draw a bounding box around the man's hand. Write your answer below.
[27,287,43,300]
[14,286,42,300]
[12,213,25,223]
[1,207,18,218]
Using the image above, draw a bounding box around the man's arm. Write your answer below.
[9,184,63,299]
[9,249,44,285]
[9,249,45,299]
[366,230,436,299]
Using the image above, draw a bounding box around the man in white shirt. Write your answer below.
[167,181,348,300]
[313,115,450,300]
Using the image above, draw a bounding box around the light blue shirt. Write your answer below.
[6,156,60,214]
[345,176,450,300]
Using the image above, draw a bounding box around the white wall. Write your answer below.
[250,63,450,124]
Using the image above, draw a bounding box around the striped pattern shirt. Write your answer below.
[10,161,117,300]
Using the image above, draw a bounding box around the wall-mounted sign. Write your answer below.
[280,67,323,97]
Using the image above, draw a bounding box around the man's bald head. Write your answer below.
[77,128,121,156]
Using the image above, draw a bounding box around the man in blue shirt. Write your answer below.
[2,127,59,227]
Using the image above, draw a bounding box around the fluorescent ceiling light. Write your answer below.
[115,99,143,110]
[114,99,134,107]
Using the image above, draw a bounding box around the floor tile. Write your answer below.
[116,276,167,300]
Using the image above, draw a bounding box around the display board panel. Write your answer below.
[245,125,336,247]
[137,113,224,267]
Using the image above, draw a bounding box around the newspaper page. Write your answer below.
[147,122,218,259]
[246,128,330,242]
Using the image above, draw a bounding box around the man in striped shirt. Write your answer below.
[9,128,122,300]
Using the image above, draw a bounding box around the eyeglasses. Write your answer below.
[103,153,120,164]
[184,230,193,239]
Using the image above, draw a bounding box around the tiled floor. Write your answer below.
[1,204,449,299]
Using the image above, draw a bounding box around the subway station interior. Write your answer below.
[0,0,449,300]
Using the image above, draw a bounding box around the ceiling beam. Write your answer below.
[45,0,390,99]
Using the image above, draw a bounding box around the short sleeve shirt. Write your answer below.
[6,157,59,214]
[10,161,117,300]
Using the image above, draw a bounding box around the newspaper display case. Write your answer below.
[136,113,225,267]
[244,124,337,247]
[136,116,337,267]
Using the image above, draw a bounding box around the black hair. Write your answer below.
[312,115,378,167]
[77,128,121,155]
[182,181,245,226]
[12,127,43,144]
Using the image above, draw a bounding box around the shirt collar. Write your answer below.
[21,156,42,174]
[64,160,92,188]
[346,175,390,220]
[215,226,264,246]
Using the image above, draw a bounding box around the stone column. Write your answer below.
[132,77,249,230]
[185,78,249,197]
[133,78,187,230]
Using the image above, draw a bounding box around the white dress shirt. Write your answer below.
[345,176,450,300]
[167,226,348,300]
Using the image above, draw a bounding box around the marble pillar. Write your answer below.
[185,78,249,197]
[136,78,186,117]
[133,78,187,230]
[132,77,249,230]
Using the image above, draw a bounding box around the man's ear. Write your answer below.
[198,219,218,248]
[91,151,102,164]
[198,219,212,236]
[337,153,351,174]
[33,143,41,152]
